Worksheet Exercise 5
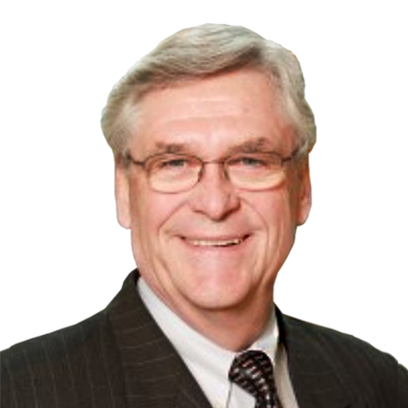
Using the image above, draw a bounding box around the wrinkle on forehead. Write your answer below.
[136,70,280,125]
[130,70,296,157]
[149,137,286,156]
[152,137,276,155]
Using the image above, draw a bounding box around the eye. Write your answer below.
[159,158,189,168]
[229,156,268,168]
[150,155,199,175]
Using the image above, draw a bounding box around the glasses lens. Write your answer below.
[147,154,201,193]
[226,153,285,190]
[143,152,287,193]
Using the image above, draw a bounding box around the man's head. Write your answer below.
[101,24,315,348]
[101,24,316,159]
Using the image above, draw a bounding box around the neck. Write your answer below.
[187,303,274,351]
[139,278,274,352]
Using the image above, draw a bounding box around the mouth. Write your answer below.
[184,235,249,248]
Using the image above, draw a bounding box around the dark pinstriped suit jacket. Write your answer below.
[1,270,407,408]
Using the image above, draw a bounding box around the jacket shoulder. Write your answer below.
[282,314,408,406]
[1,310,125,408]
[285,314,393,358]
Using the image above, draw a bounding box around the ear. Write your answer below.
[295,159,312,226]
[115,161,131,229]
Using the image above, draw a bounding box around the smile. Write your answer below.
[185,236,248,247]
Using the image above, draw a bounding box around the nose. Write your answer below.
[188,163,241,221]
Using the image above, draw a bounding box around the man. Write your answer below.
[1,24,406,408]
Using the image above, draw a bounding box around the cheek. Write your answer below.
[129,187,185,248]
[250,187,296,225]
[246,188,298,250]
[128,193,168,276]
[262,194,298,273]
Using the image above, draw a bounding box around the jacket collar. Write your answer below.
[106,271,359,408]
[106,271,212,408]
[277,309,361,408]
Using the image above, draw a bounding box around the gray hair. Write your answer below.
[101,24,316,158]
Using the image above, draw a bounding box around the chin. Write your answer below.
[184,291,247,312]
[176,270,256,312]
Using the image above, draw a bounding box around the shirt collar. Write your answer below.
[138,277,235,374]
[248,307,279,364]
[137,277,279,406]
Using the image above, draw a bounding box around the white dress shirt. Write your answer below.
[138,278,299,408]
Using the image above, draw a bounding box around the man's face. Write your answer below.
[115,69,311,325]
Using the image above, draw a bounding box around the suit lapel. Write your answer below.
[106,271,212,408]
[105,272,363,408]
[278,311,360,408]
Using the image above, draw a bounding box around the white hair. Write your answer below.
[101,24,316,158]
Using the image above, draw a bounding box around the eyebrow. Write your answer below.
[225,137,275,155]
[152,137,276,156]
[153,142,190,154]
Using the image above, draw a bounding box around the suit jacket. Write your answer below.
[1,270,407,408]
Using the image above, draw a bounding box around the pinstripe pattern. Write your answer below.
[278,311,408,408]
[1,270,407,408]
[107,273,211,408]
[59,331,81,407]
[23,348,39,408]
[40,338,60,408]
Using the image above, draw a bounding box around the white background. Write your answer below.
[1,1,406,367]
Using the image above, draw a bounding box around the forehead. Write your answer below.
[129,69,296,154]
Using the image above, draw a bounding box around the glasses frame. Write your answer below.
[125,147,302,193]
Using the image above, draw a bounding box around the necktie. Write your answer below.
[229,350,281,408]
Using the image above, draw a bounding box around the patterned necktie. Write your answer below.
[229,350,281,408]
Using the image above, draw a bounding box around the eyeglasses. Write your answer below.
[125,149,301,193]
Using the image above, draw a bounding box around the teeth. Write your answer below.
[190,238,243,247]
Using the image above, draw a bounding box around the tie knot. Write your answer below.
[229,350,280,408]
